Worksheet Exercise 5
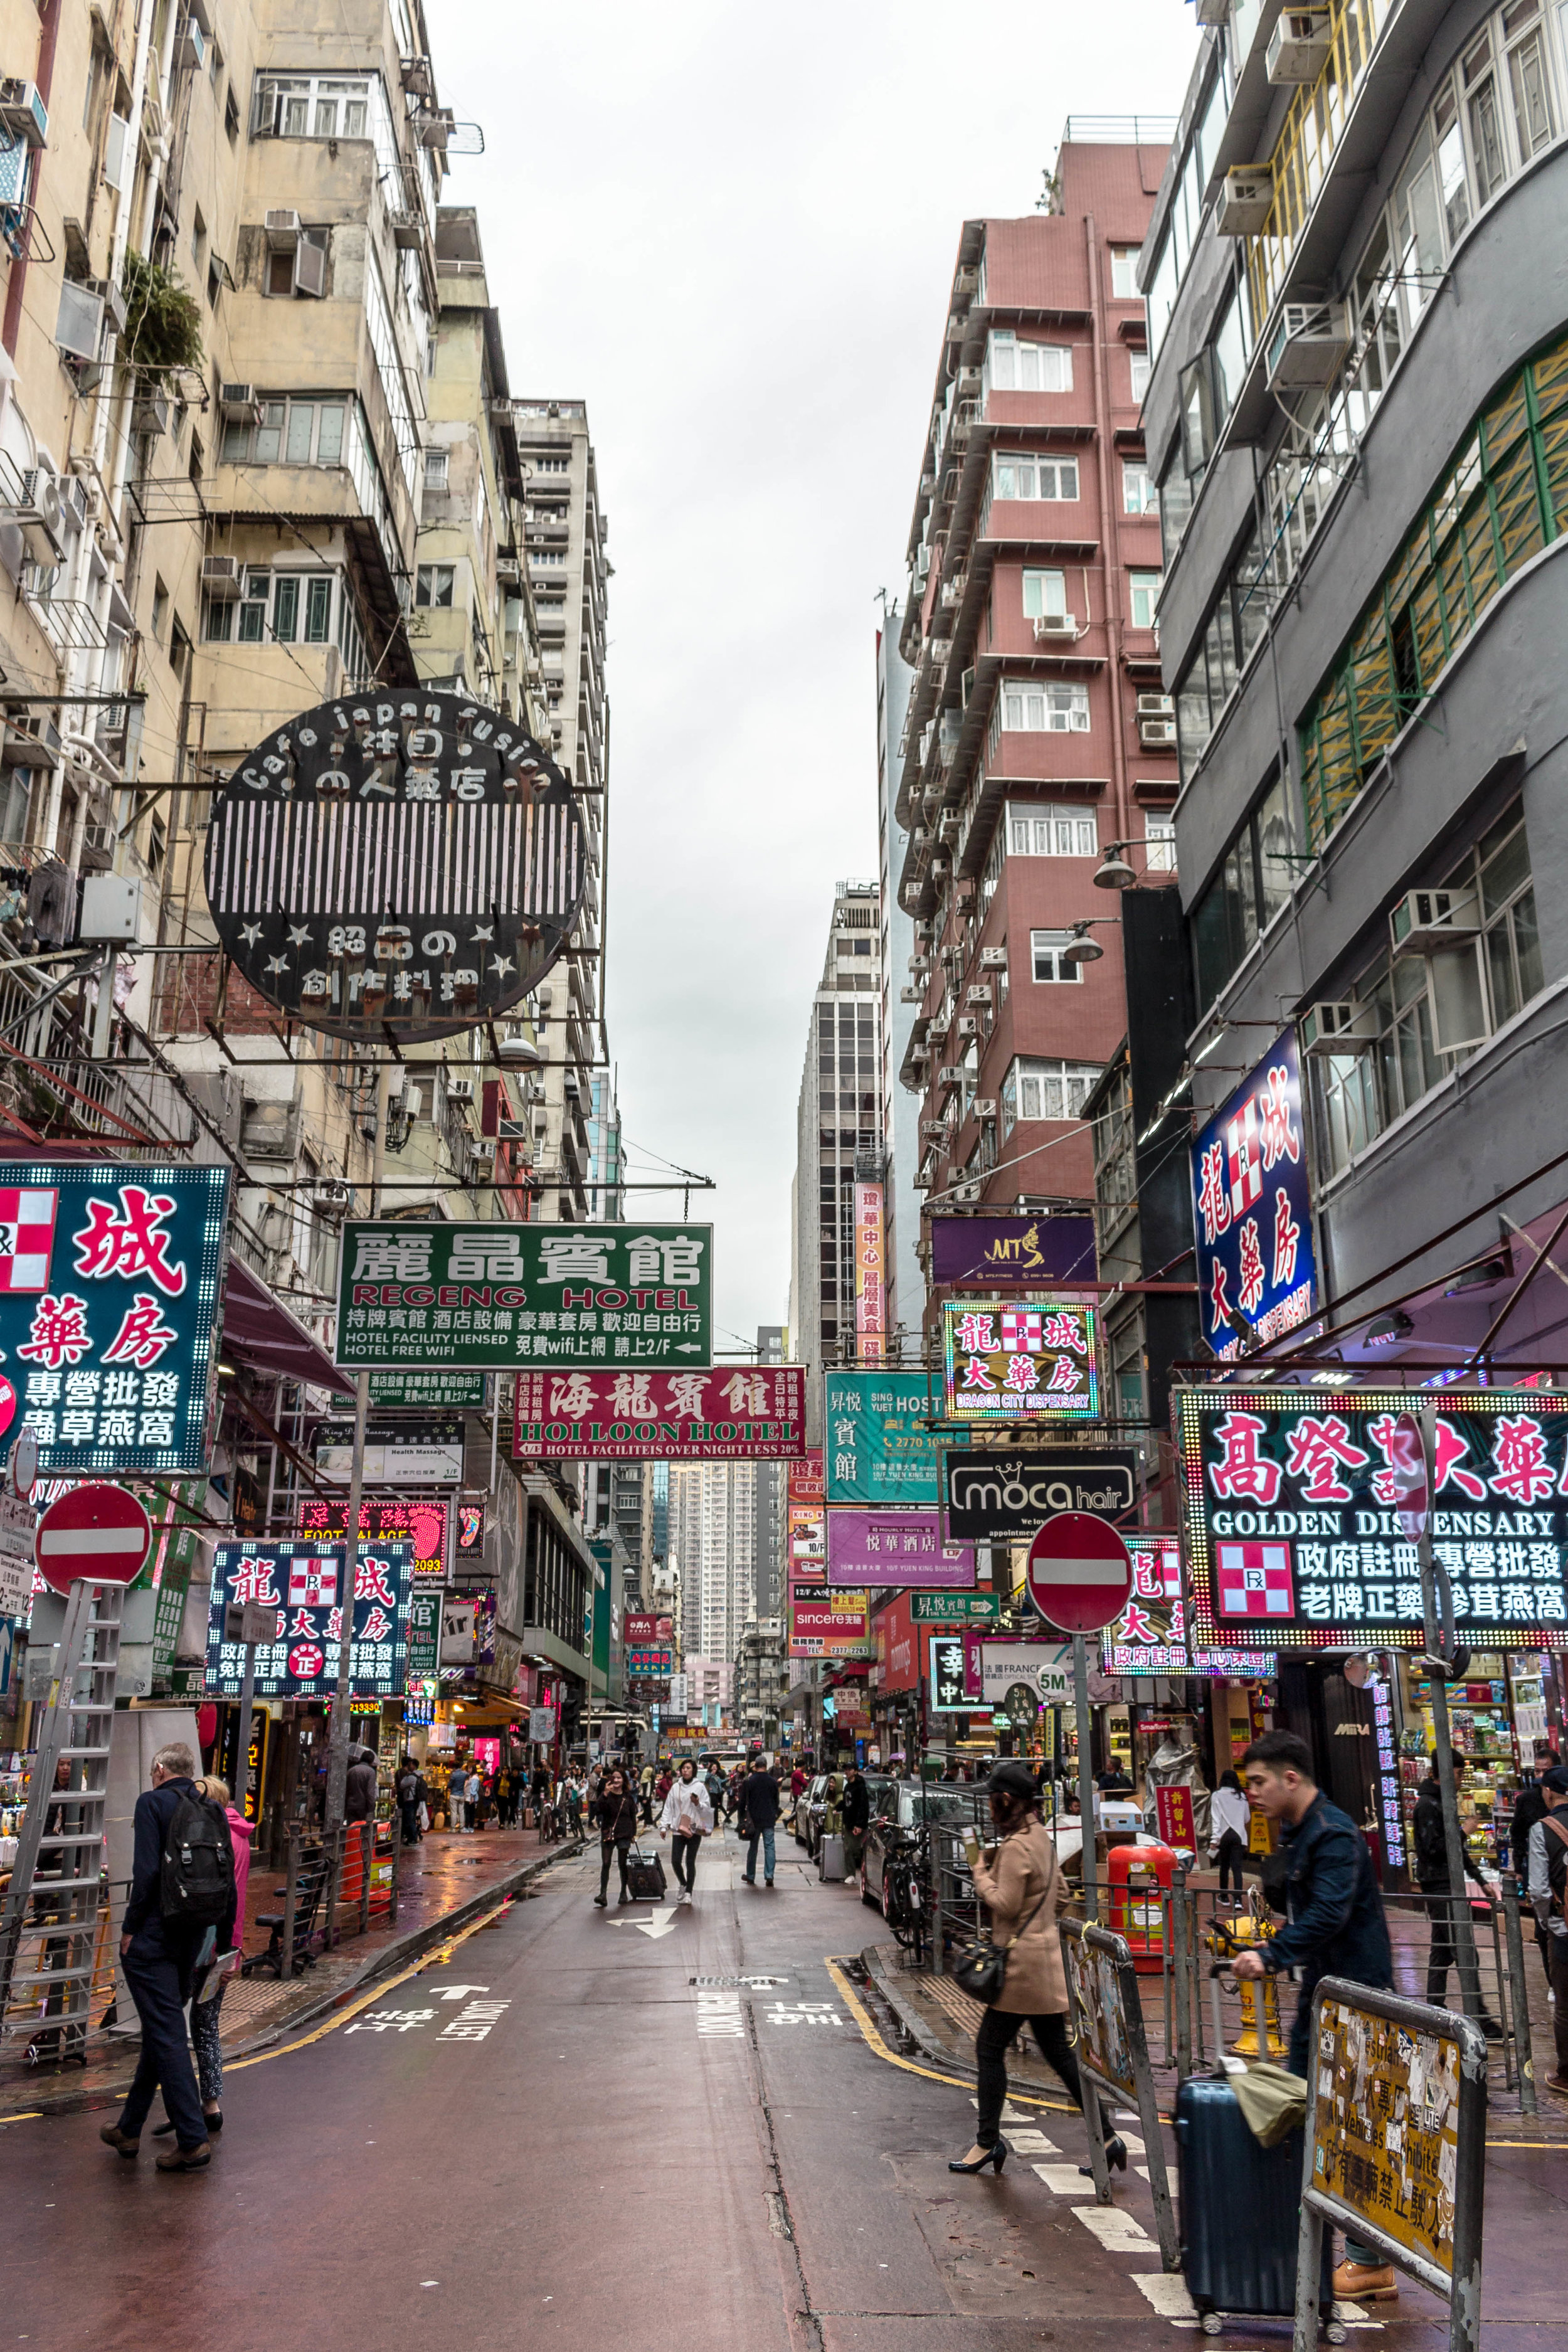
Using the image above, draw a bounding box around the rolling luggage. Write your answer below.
[624,1843,667,1901]
[817,1833,845,1881]
[1176,1976,1335,2335]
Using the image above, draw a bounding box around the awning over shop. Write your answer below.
[221,1255,355,1397]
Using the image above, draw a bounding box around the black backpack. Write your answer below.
[159,1789,235,1929]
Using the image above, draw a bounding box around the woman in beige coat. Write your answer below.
[950,1760,1125,2176]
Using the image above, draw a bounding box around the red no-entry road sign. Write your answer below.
[1026,1510,1133,1634]
[35,1483,152,1594]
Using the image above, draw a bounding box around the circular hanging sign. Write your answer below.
[203,690,586,1042]
[35,1482,152,1593]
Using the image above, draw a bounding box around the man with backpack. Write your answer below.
[1526,1764,1568,2095]
[396,1758,424,1846]
[100,1742,235,2173]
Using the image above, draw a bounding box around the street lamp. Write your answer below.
[1093,840,1140,889]
[1059,917,1118,965]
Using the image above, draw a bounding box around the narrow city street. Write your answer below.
[4,1829,1560,2352]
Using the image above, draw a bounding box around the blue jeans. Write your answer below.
[119,1922,208,2151]
[744,1825,776,1882]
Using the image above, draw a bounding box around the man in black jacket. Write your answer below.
[99,1743,225,2171]
[842,1764,872,1878]
[1414,1750,1501,2030]
[740,1757,780,1887]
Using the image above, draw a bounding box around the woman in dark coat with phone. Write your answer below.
[594,1766,640,1907]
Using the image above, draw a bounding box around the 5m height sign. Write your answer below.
[334,1223,712,1371]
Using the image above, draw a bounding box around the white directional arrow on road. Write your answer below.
[608,1909,680,1939]
[433,1984,490,2001]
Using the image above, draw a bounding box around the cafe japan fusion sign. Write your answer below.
[1180,1388,1568,1649]
[335,1222,712,1370]
[203,691,585,1042]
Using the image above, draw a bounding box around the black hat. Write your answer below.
[1543,1764,1568,1794]
[986,1760,1038,1804]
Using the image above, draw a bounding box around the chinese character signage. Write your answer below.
[626,1645,674,1677]
[825,1508,974,1589]
[1180,1388,1568,1648]
[787,1588,872,1659]
[1155,1785,1195,1848]
[1190,1032,1316,1357]
[312,1418,466,1485]
[369,1368,489,1409]
[824,1372,945,1505]
[512,1366,803,1458]
[0,1165,228,1475]
[1310,1994,1465,2276]
[406,1585,440,1692]
[928,1633,969,1711]
[854,1182,886,1364]
[788,1449,825,1584]
[297,1496,450,1582]
[910,1590,1004,1624]
[1099,1533,1271,1677]
[204,1539,413,1697]
[203,689,586,1044]
[1370,1671,1406,1867]
[930,1214,1096,1288]
[334,1221,712,1370]
[940,1300,1099,1422]
[943,1448,1136,1542]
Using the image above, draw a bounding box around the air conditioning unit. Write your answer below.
[951,1181,982,1204]
[1195,0,1231,19]
[8,464,62,563]
[1217,166,1273,235]
[972,1099,997,1120]
[175,19,206,70]
[1266,300,1352,391]
[938,814,961,843]
[1138,691,1174,714]
[264,208,302,251]
[445,1076,475,1103]
[965,984,991,1005]
[220,381,262,416]
[1034,613,1077,640]
[201,554,243,599]
[956,1015,980,1038]
[0,80,47,147]
[937,1064,962,1087]
[1300,1000,1377,1057]
[955,366,982,398]
[133,391,170,438]
[1139,716,1177,746]
[900,985,921,1004]
[389,211,423,251]
[921,1120,949,1141]
[980,945,1007,968]
[1267,9,1332,82]
[400,55,436,97]
[470,1139,497,1165]
[1389,885,1481,958]
[416,109,455,149]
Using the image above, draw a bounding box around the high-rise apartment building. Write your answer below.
[876,608,922,1355]
[669,1460,757,1666]
[511,398,609,1224]
[752,1323,786,1618]
[1147,4,1568,1370]
[789,879,883,1425]
[894,134,1175,1229]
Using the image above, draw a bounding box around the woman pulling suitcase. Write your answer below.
[949,1760,1125,2178]
[593,1766,640,1906]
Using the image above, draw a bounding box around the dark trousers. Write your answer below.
[599,1840,631,1899]
[1549,1934,1568,2075]
[671,1831,702,1890]
[975,2008,1087,2148]
[400,1803,420,1845]
[1215,1830,1247,1892]
[1422,1885,1459,2004]
[119,1931,208,2152]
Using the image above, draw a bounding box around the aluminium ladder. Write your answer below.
[0,1579,122,2063]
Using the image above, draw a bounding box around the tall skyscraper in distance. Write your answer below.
[669,1460,758,1666]
[876,608,921,1356]
[753,1324,786,1619]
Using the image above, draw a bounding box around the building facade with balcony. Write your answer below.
[1147,0,1568,1364]
[894,135,1177,1229]
[876,605,923,1353]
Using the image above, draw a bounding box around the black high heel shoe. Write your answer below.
[1079,2134,1127,2177]
[950,2134,1009,2175]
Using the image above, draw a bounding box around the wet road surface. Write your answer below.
[3,1823,1561,2351]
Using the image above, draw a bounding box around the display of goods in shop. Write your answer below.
[1179,1387,1568,1648]
[203,689,585,1041]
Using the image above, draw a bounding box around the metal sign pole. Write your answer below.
[1073,1631,1098,1924]
[1416,1406,1486,2023]
[233,1641,257,1817]
[324,1064,386,1841]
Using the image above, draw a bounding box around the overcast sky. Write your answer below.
[431,1,1200,1350]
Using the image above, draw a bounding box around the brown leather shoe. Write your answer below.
[1332,2259,1398,2301]
[1542,2070,1568,2098]
[98,2123,139,2158]
[154,2139,212,2171]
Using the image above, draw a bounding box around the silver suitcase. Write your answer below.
[818,1833,845,1881]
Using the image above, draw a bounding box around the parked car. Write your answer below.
[860,1782,983,1913]
[795,1774,829,1853]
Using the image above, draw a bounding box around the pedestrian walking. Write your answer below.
[1512,1740,1558,1986]
[638,1761,655,1825]
[345,1743,377,1825]
[1231,1731,1397,2301]
[949,1762,1120,2179]
[1414,1749,1502,2027]
[99,1742,232,2171]
[658,1758,714,1904]
[1526,1764,1568,2096]
[1209,1769,1250,1894]
[152,1774,250,2146]
[704,1762,726,1829]
[395,1757,423,1846]
[842,1762,872,1880]
[595,1766,640,1907]
[447,1759,468,1831]
[740,1754,780,1887]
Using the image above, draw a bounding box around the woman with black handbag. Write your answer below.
[948,1761,1125,2178]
